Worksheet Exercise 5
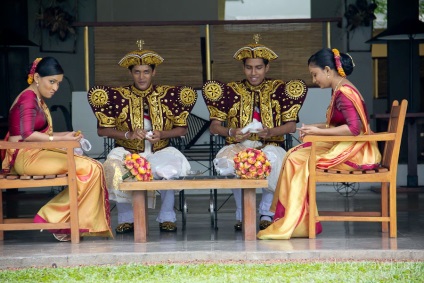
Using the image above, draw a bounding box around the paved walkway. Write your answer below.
[1,191,423,269]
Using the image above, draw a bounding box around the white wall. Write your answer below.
[72,91,106,159]
[296,87,331,140]
[225,0,310,20]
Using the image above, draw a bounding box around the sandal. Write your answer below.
[159,222,177,232]
[53,233,71,242]
[115,222,134,234]
[234,221,242,231]
[259,215,273,230]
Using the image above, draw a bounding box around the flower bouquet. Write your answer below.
[233,148,271,179]
[122,153,153,181]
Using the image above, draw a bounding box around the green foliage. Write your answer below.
[0,261,423,283]
[373,0,424,18]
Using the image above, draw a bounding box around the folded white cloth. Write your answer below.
[241,119,263,134]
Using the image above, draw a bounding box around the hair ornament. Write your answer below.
[346,53,355,67]
[331,49,346,78]
[27,57,43,85]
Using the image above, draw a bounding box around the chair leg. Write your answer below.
[69,185,80,244]
[381,182,388,233]
[308,181,316,239]
[179,190,187,229]
[389,181,397,238]
[0,189,3,240]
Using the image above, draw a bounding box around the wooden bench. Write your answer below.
[119,176,267,243]
[0,140,81,243]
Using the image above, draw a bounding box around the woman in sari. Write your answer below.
[2,57,113,241]
[257,48,381,240]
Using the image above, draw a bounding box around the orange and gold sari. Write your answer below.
[2,90,112,238]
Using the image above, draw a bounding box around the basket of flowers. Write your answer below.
[233,148,271,179]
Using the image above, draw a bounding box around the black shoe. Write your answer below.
[115,222,134,234]
[234,221,242,231]
[259,215,273,230]
[159,222,177,232]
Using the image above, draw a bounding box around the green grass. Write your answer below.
[1,261,423,282]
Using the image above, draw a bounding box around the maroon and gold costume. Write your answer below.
[87,84,197,153]
[202,78,307,147]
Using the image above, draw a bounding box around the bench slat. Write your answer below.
[1,174,69,181]
[120,178,267,191]
[316,167,389,176]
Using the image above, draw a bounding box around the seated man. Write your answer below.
[87,41,197,233]
[202,34,307,231]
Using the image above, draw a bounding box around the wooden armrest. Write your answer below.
[0,141,80,150]
[303,133,395,143]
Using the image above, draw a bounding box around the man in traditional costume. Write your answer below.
[202,34,307,231]
[88,41,197,233]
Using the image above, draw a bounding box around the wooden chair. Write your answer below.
[305,99,408,238]
[0,141,81,243]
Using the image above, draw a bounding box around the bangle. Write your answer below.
[228,128,233,137]
[48,135,54,141]
[124,131,130,140]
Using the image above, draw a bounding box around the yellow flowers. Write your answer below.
[234,148,271,179]
[122,153,153,181]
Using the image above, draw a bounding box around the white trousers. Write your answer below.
[232,188,274,221]
[105,146,190,224]
[116,190,176,223]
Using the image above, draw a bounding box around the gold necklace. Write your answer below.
[333,77,344,93]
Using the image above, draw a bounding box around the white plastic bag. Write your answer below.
[261,145,286,192]
[73,138,92,155]
[213,143,246,176]
[80,138,92,151]
[148,151,183,180]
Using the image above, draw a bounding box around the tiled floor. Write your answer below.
[1,188,423,269]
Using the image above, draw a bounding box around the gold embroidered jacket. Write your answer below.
[202,79,307,146]
[88,84,197,152]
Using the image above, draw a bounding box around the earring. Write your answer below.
[36,81,39,87]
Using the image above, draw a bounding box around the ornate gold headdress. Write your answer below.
[118,40,164,68]
[233,34,278,61]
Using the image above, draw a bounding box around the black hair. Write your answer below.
[128,64,156,72]
[307,48,354,76]
[242,58,269,66]
[30,57,64,77]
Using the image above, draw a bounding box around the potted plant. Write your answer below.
[37,0,76,42]
[344,0,377,32]
[342,0,377,51]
